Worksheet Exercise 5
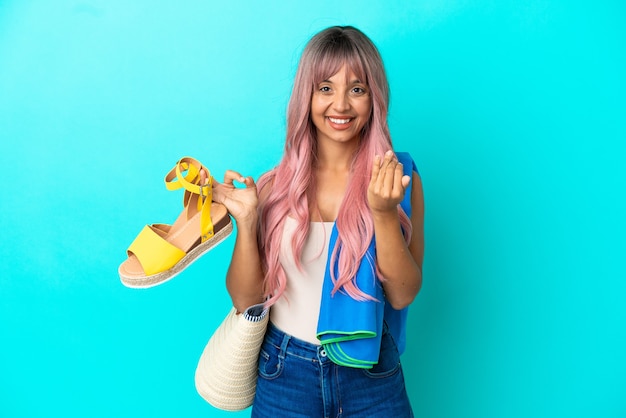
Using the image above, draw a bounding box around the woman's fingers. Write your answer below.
[200,168,208,185]
[401,174,411,189]
[372,151,405,196]
[383,153,398,194]
[369,151,407,212]
[241,175,256,188]
[223,170,245,185]
[371,154,382,186]
[371,152,392,192]
[214,172,259,223]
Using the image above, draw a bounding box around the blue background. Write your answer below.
[1,1,625,417]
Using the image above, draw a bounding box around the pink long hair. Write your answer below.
[257,26,411,306]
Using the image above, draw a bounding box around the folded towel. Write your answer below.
[316,152,417,368]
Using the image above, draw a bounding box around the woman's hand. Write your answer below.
[201,169,259,225]
[368,150,410,215]
[205,169,265,312]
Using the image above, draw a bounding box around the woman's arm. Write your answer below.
[368,152,425,310]
[211,170,266,313]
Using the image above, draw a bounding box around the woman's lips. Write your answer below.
[327,116,354,130]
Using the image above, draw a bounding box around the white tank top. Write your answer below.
[269,217,334,345]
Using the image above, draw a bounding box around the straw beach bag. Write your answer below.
[195,303,269,411]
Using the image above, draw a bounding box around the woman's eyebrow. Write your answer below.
[318,78,365,84]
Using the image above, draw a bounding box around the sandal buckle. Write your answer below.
[199,184,209,201]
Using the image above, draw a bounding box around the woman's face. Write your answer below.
[310,64,372,147]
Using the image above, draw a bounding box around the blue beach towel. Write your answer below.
[316,152,418,368]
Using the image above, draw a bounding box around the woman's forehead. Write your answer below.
[315,58,367,84]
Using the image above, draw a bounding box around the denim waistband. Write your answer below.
[264,321,331,363]
[264,320,392,365]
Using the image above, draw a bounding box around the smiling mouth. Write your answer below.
[327,117,353,124]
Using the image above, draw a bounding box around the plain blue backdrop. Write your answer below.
[1,1,625,417]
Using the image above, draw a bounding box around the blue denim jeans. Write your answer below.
[251,322,414,417]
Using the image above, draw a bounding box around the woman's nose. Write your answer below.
[332,92,350,112]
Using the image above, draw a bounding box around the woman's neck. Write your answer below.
[315,140,358,172]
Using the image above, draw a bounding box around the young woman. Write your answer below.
[212,25,424,417]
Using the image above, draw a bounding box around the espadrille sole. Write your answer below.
[120,217,233,288]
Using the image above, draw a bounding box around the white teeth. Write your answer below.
[328,117,352,124]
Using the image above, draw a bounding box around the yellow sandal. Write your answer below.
[119,157,233,288]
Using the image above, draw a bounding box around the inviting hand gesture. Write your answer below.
[367,150,411,215]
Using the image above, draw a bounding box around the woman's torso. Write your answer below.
[269,217,334,345]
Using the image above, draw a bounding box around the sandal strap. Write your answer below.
[164,157,215,243]
[127,225,186,276]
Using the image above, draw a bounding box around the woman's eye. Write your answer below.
[352,87,367,95]
[319,86,331,93]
